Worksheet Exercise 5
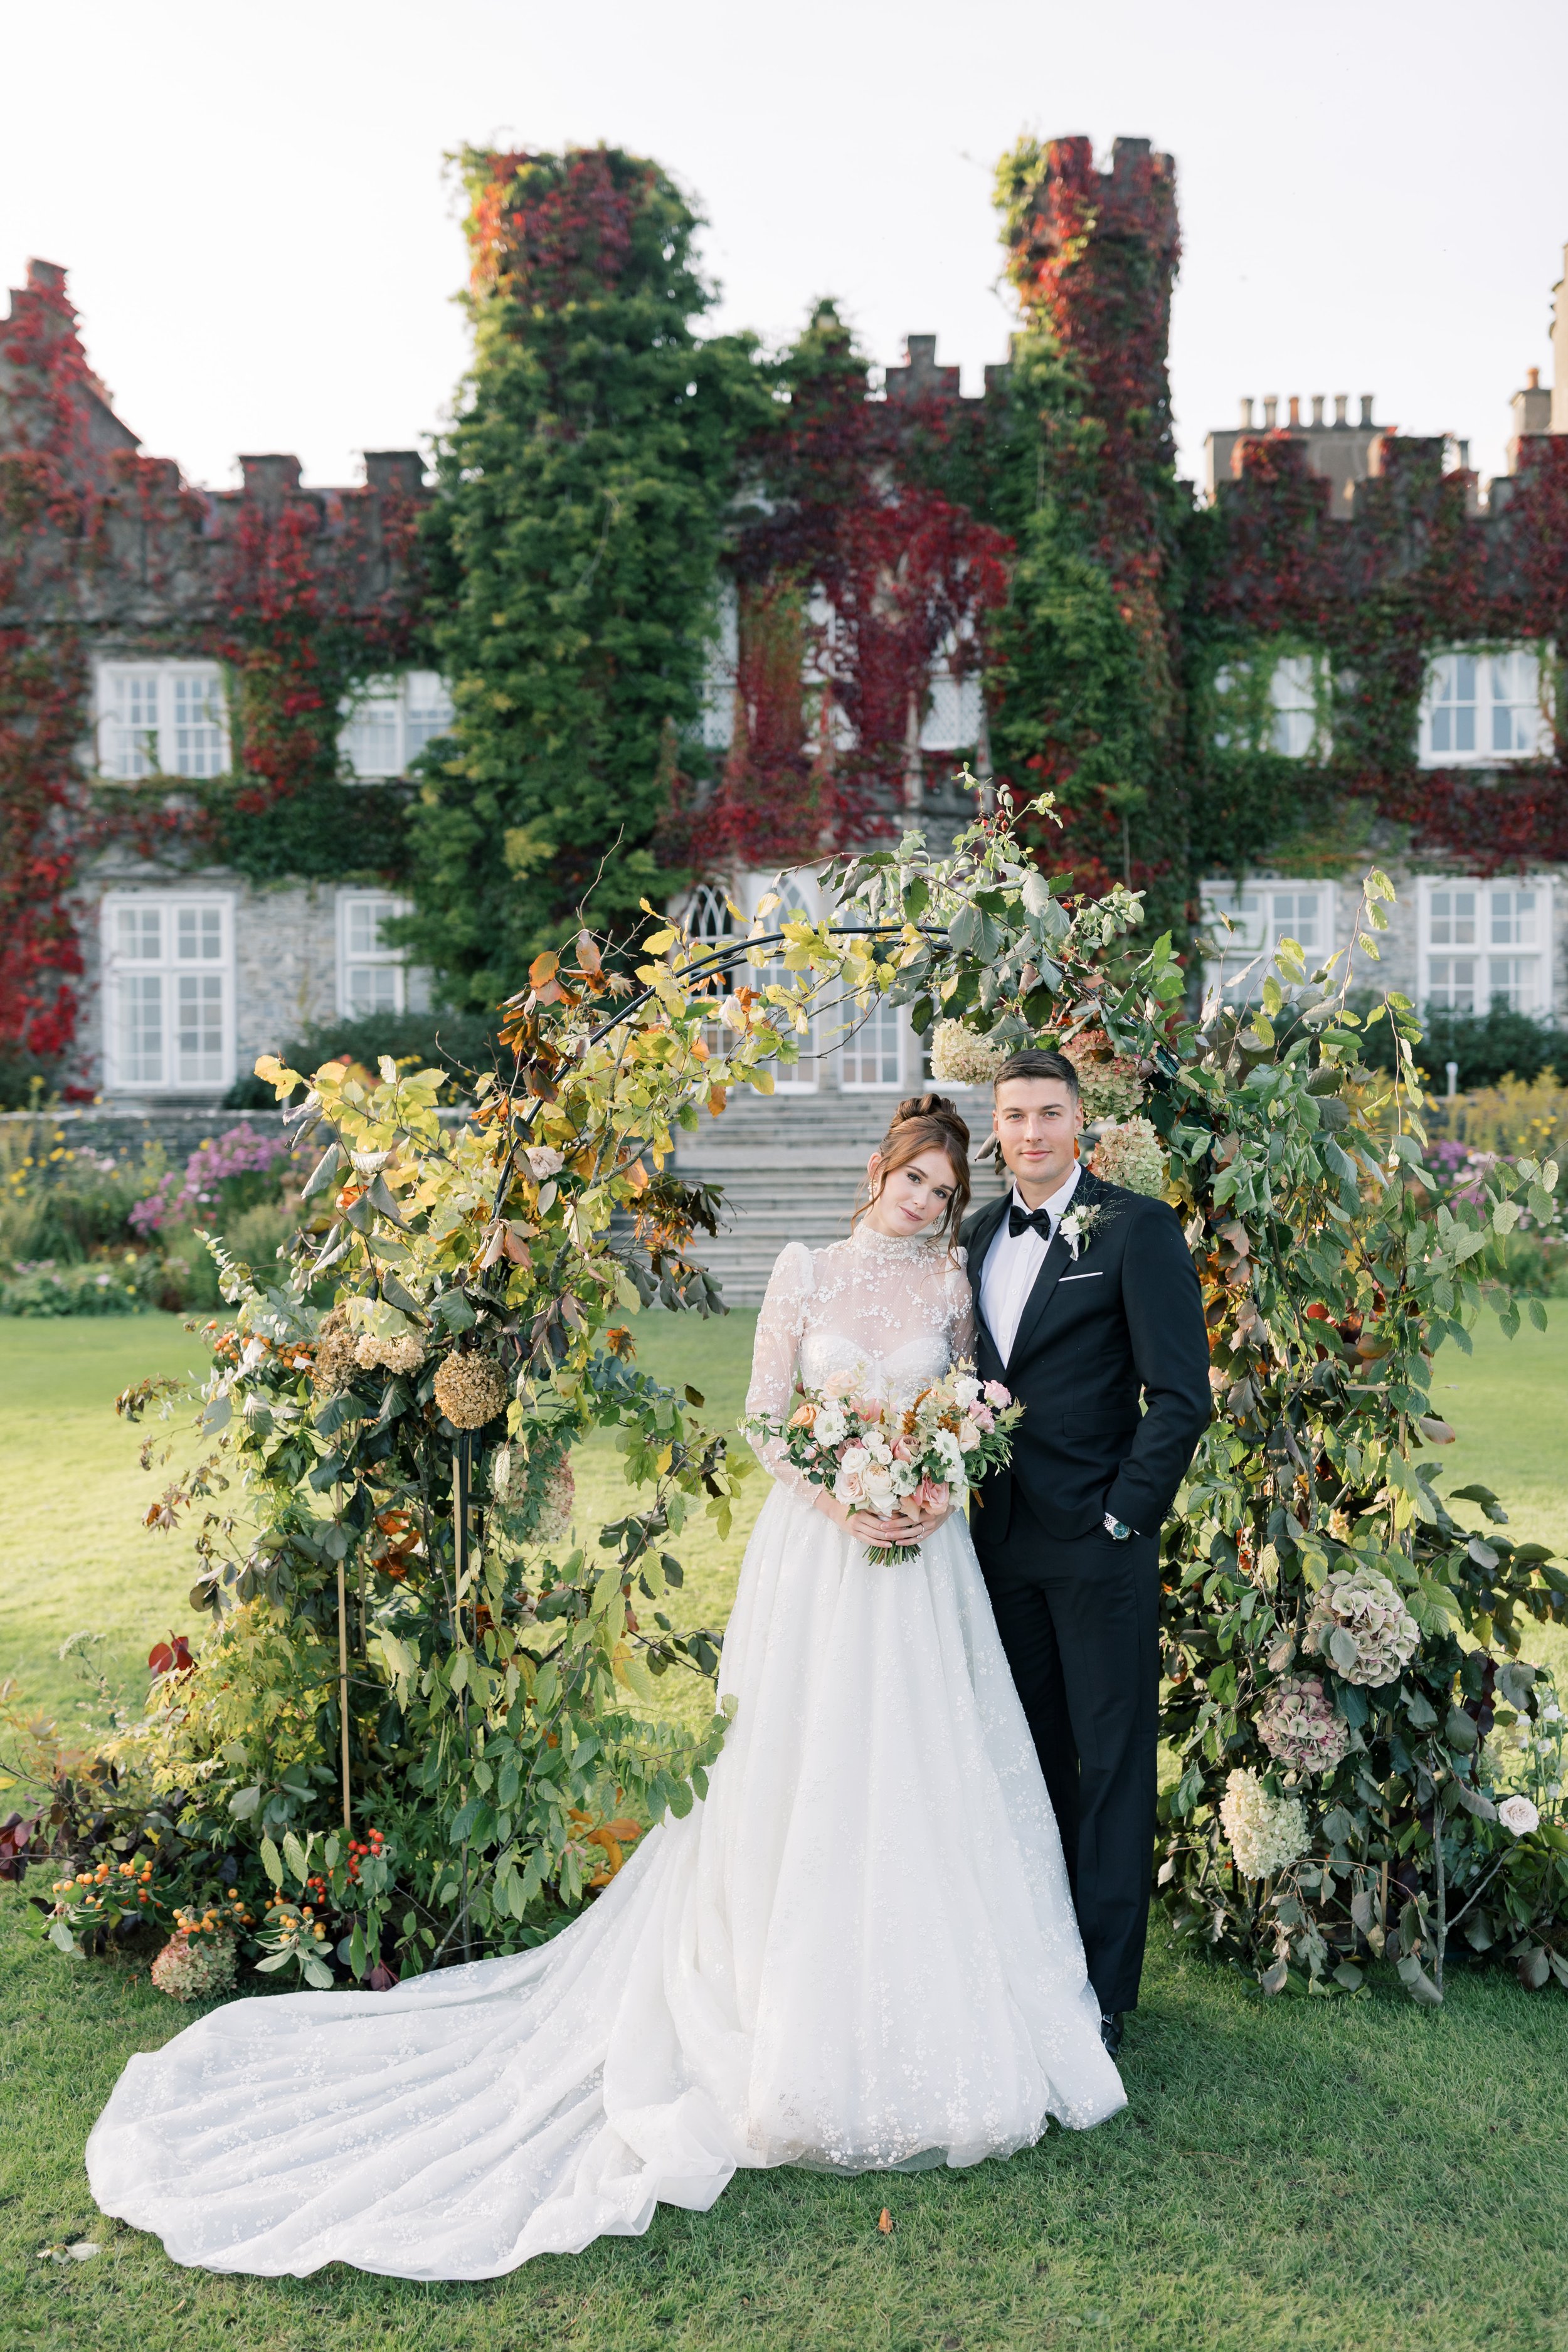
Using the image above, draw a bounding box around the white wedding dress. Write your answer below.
[87,1225,1124,2279]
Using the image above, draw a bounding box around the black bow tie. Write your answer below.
[1007,1202,1056,1241]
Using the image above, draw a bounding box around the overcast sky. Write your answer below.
[3,0,1565,495]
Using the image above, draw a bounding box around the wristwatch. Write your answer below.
[1103,1513,1133,1542]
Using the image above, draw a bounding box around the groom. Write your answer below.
[961,1050,1210,2056]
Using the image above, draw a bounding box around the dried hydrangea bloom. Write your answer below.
[1061,1027,1145,1124]
[489,1442,575,1546]
[433,1352,509,1430]
[1219,1768,1308,1879]
[1304,1564,1419,1688]
[533,1456,575,1546]
[310,1306,359,1396]
[1259,1673,1350,1776]
[354,1332,425,1375]
[149,1931,237,2003]
[1088,1115,1167,1198]
[929,1021,1009,1088]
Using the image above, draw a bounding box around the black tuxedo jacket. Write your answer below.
[960,1170,1212,1544]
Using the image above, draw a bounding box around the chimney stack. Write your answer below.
[1263,396,1278,429]
[1239,396,1254,428]
[1359,395,1375,426]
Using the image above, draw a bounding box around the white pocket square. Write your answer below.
[1057,1271,1103,1283]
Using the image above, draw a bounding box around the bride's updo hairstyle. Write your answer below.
[853,1093,972,1245]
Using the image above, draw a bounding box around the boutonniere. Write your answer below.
[1059,1200,1112,1261]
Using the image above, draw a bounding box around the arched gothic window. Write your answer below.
[753,878,818,1091]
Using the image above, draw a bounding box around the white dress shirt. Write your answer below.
[979,1163,1081,1370]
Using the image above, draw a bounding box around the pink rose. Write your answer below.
[913,1477,950,1513]
[970,1404,995,1433]
[983,1381,1010,1408]
[891,1438,914,1462]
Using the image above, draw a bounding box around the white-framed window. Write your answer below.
[920,667,983,753]
[95,660,229,780]
[1201,877,1337,1000]
[1213,652,1330,759]
[840,994,904,1088]
[335,891,428,1017]
[1417,649,1552,766]
[339,672,456,779]
[748,874,818,1089]
[1419,877,1554,1014]
[699,586,739,751]
[100,893,235,1093]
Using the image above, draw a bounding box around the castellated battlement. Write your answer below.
[0,262,430,633]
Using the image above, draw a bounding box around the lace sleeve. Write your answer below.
[946,1246,978,1365]
[744,1243,826,1508]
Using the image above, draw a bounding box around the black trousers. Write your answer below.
[974,1495,1159,2016]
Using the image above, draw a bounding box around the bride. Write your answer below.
[87,1093,1125,2280]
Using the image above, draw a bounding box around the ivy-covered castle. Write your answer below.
[3,138,1566,1160]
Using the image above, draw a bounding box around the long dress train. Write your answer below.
[85,1225,1125,2278]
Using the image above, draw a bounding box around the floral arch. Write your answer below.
[29,787,1567,2006]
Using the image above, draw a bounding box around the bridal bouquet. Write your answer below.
[744,1363,1022,1563]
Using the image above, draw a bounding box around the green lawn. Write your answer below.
[0,1307,766,1730]
[1,1303,1565,2349]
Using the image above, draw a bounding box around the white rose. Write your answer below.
[864,1436,893,1466]
[814,1405,847,1448]
[953,1376,982,1409]
[1498,1795,1541,1836]
[837,1444,869,1479]
[956,1417,984,1453]
[863,1470,897,1511]
[834,1466,866,1505]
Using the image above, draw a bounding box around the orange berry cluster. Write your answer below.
[268,1899,329,1943]
[174,1888,252,1936]
[53,1858,156,1909]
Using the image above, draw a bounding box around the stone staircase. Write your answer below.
[672,1089,1005,1305]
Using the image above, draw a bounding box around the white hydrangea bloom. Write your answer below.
[1219,1768,1308,1879]
[929,1021,1009,1087]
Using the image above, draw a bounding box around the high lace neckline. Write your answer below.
[846,1221,943,1264]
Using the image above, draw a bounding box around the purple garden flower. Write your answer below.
[129,1125,287,1234]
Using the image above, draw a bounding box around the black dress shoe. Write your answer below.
[1099,2011,1124,2058]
